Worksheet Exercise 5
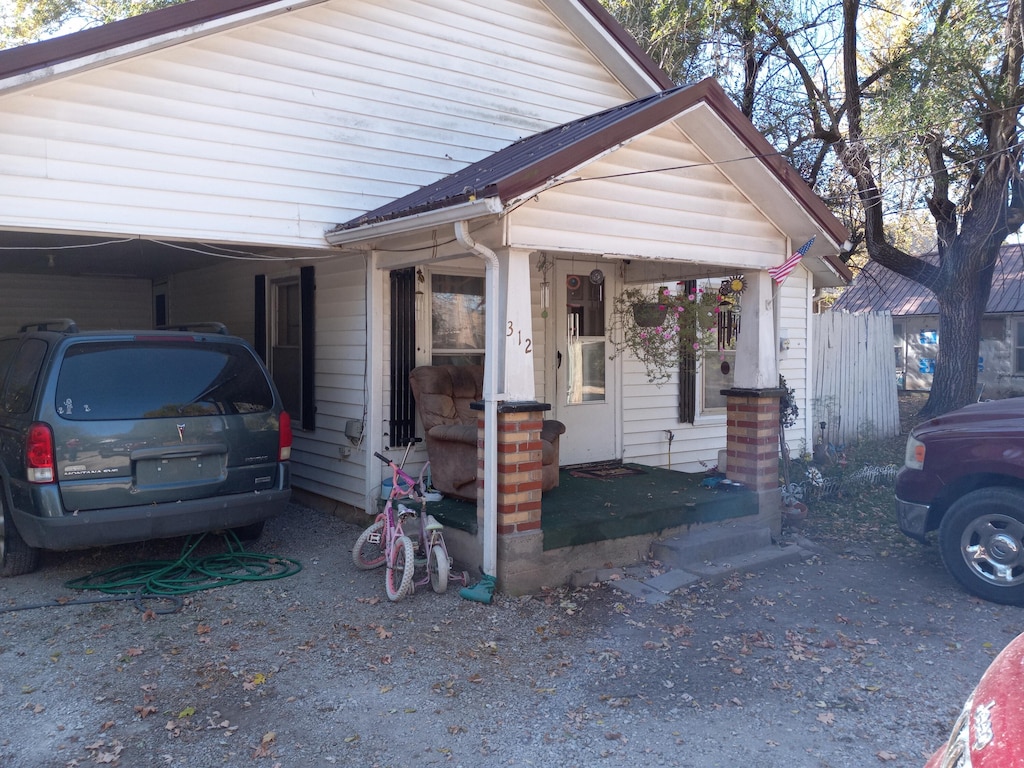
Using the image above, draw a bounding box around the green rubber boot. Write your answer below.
[459,573,497,604]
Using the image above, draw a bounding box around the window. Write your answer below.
[702,301,739,411]
[430,274,485,366]
[256,266,315,431]
[678,281,739,419]
[1015,320,1024,373]
[4,339,45,415]
[55,341,273,420]
[272,279,302,420]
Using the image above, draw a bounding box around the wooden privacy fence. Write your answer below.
[812,311,900,447]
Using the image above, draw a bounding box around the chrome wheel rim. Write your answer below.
[961,513,1024,587]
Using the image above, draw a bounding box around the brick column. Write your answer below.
[722,387,784,533]
[472,400,550,593]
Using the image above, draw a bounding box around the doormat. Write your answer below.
[568,461,647,480]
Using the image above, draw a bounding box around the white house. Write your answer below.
[0,0,851,590]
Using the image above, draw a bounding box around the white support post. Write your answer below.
[733,270,779,389]
[498,249,537,401]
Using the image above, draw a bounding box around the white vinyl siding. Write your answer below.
[0,0,633,249]
[0,275,152,334]
[509,123,784,265]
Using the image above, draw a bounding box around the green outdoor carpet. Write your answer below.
[425,464,755,550]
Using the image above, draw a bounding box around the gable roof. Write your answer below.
[327,78,852,280]
[0,0,672,92]
[832,243,1024,315]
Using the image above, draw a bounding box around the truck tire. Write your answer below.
[939,487,1024,605]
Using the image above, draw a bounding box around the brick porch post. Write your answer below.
[722,386,784,534]
[472,401,549,593]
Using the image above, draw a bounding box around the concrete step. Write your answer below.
[651,520,773,569]
[572,521,813,605]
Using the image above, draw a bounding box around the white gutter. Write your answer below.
[325,198,503,247]
[454,220,501,579]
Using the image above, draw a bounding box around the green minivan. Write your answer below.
[0,320,292,576]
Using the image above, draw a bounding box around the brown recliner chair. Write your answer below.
[409,364,565,501]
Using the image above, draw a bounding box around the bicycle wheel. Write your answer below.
[352,519,386,570]
[428,543,449,594]
[385,535,415,601]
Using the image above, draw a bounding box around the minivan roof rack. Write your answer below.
[19,319,79,333]
[155,322,229,335]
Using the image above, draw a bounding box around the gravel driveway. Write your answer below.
[1,501,1020,767]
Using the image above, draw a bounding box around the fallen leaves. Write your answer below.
[252,731,276,758]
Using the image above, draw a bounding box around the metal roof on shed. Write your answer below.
[832,244,1024,316]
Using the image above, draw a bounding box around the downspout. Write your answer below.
[454,220,500,578]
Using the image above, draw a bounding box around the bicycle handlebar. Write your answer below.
[373,451,391,465]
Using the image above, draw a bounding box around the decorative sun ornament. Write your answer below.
[725,275,747,295]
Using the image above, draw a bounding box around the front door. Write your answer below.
[553,261,617,465]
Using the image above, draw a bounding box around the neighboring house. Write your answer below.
[0,0,851,589]
[832,244,1024,397]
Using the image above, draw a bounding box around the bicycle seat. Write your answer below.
[426,515,443,532]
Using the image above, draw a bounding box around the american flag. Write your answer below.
[769,237,816,284]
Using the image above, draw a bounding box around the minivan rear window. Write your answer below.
[55,341,274,420]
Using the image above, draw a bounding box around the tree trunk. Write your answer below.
[921,248,996,416]
[925,292,981,416]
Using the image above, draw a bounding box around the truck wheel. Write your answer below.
[939,488,1024,605]
[1,497,40,577]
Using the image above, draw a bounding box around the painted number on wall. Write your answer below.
[507,321,532,353]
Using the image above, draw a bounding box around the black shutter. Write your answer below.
[678,280,697,423]
[390,267,417,447]
[300,266,316,431]
[254,274,267,362]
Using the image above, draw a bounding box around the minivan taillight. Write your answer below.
[26,422,55,483]
[279,411,292,462]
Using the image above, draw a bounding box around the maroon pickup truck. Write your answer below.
[896,397,1024,605]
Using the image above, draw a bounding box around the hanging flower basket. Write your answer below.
[608,284,725,384]
[632,303,667,328]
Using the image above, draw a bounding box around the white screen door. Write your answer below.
[553,261,617,465]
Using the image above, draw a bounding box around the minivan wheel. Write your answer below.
[939,488,1024,605]
[0,497,40,577]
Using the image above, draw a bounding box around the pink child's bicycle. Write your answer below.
[352,444,465,601]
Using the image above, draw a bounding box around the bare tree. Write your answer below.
[1,0,184,47]
[606,0,1024,416]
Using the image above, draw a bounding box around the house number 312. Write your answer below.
[507,321,532,353]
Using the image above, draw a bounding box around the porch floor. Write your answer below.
[425,463,756,550]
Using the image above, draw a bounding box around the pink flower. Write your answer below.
[693,342,701,350]
[688,294,696,301]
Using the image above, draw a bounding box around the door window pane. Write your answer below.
[431,274,485,364]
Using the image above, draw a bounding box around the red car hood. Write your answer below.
[912,397,1024,442]
[925,632,1024,767]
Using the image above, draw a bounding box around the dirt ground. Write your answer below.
[1,491,1020,768]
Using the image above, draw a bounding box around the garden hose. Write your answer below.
[1,532,302,615]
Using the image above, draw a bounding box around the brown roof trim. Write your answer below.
[0,0,283,81]
[573,0,674,90]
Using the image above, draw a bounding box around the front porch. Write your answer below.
[428,462,754,548]
[427,462,761,590]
